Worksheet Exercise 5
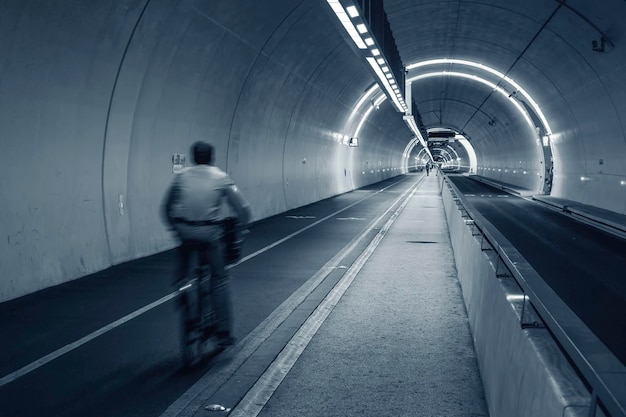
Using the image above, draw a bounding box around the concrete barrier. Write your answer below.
[440,179,590,417]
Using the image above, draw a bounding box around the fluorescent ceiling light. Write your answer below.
[356,24,367,34]
[376,58,385,65]
[346,5,359,17]
[407,71,536,132]
[364,38,374,46]
[386,73,393,79]
[402,120,434,170]
[381,66,389,72]
[366,57,404,112]
[371,48,380,56]
[326,0,367,49]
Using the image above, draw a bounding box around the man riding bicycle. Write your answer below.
[163,141,252,348]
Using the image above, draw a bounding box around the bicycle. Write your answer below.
[177,264,218,368]
[175,217,245,368]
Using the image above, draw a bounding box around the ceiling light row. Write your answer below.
[326,0,408,113]
[403,115,433,160]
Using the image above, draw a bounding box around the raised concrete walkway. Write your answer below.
[236,174,489,416]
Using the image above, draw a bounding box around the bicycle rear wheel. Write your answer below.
[182,317,200,368]
[179,281,201,368]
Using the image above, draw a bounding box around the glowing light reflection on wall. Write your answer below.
[407,72,536,133]
[407,59,553,135]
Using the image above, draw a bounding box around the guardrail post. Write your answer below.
[496,256,511,278]
[480,234,493,251]
[520,295,545,329]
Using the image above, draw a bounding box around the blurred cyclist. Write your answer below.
[163,141,251,347]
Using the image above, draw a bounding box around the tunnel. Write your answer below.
[1,1,625,416]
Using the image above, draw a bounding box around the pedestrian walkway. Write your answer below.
[233,175,489,416]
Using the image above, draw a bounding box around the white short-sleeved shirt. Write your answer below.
[166,165,249,242]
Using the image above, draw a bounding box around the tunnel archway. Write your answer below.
[406,60,555,193]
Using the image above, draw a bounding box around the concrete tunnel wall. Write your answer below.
[0,0,412,301]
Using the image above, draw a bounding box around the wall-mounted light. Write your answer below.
[349,137,359,147]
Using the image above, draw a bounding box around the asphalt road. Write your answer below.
[448,175,626,366]
[0,175,421,417]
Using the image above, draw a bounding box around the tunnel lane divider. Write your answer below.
[160,174,426,417]
[0,176,414,388]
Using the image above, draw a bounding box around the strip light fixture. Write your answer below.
[408,72,537,133]
[407,59,552,135]
[403,115,433,160]
[326,0,408,113]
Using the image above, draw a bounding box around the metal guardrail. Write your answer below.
[443,176,626,417]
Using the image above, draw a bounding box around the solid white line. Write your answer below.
[0,178,408,387]
[228,181,419,417]
[0,292,177,387]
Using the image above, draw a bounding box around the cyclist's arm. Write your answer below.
[224,183,252,226]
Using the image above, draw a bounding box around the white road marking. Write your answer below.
[0,293,177,387]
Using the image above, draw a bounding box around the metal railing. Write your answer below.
[443,176,626,417]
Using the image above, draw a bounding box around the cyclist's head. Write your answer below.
[192,141,214,165]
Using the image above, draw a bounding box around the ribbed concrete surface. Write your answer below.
[257,175,489,416]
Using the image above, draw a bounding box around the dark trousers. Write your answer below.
[177,239,232,338]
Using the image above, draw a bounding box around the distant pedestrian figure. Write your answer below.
[426,163,430,176]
